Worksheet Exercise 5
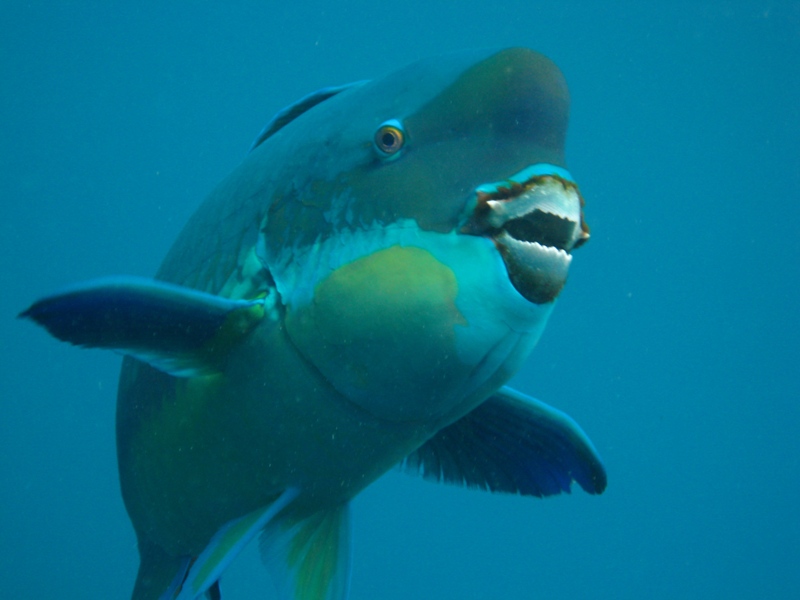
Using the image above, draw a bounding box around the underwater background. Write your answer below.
[1,1,798,598]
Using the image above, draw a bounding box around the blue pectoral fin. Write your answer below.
[167,488,300,600]
[404,386,607,497]
[259,503,351,600]
[19,276,266,377]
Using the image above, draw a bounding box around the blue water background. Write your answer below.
[2,1,798,598]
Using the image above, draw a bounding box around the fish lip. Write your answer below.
[462,166,590,304]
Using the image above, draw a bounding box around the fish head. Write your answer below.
[257,47,589,423]
[351,46,590,304]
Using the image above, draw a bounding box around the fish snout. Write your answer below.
[462,166,589,304]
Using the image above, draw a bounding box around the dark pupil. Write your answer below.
[381,131,397,148]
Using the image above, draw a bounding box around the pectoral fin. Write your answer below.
[19,276,266,377]
[259,503,351,600]
[403,386,607,496]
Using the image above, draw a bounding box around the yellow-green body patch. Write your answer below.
[286,245,469,422]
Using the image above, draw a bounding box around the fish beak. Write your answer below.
[462,165,590,304]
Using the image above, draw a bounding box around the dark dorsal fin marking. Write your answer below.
[249,81,368,153]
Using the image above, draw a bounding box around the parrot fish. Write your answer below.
[21,47,606,600]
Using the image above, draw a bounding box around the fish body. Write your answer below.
[22,48,605,600]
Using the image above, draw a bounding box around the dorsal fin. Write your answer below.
[249,81,368,152]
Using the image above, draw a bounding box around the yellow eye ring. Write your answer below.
[374,119,405,156]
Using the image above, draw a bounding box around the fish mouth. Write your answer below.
[462,165,589,304]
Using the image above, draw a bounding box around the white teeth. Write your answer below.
[496,231,572,276]
[485,179,581,229]
[495,231,572,303]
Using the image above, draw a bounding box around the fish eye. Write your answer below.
[374,119,405,157]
